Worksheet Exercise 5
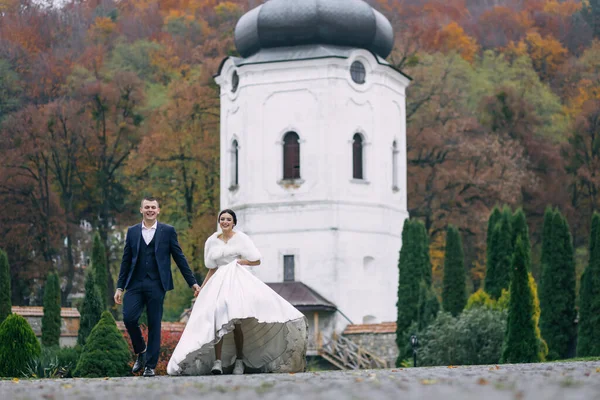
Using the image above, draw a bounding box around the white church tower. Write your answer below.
[215,0,410,336]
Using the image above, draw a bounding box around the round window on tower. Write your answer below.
[350,61,366,84]
[231,71,239,93]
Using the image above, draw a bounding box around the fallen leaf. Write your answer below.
[11,378,19,383]
[103,377,110,380]
[477,378,489,385]
[420,379,437,385]
[596,367,600,373]
[355,378,363,382]
[61,384,73,389]
[448,365,457,369]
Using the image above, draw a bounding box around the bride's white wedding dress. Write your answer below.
[167,231,307,375]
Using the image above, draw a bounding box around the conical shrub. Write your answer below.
[74,311,131,377]
[0,314,41,377]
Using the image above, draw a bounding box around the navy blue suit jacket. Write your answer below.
[116,222,197,292]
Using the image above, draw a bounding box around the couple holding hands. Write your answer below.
[114,197,307,377]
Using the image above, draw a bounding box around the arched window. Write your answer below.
[353,133,364,180]
[230,139,239,187]
[392,140,399,190]
[283,132,300,180]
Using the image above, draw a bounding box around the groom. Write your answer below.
[114,197,201,377]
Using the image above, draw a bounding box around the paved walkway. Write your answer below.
[1,361,599,400]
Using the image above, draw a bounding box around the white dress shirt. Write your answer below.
[142,221,157,245]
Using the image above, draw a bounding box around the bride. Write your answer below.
[167,209,307,375]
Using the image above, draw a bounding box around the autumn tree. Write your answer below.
[73,72,146,303]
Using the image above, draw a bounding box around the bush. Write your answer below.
[122,325,182,375]
[42,272,61,347]
[0,249,11,324]
[74,311,131,377]
[23,346,81,379]
[0,314,41,377]
[414,307,507,367]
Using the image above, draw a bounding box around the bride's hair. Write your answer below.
[218,209,237,225]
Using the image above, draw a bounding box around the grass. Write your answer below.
[551,356,600,363]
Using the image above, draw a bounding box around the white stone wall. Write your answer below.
[215,48,410,332]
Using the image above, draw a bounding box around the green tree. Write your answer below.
[577,212,600,356]
[77,272,104,347]
[442,225,467,317]
[0,314,41,377]
[396,221,421,351]
[502,237,540,364]
[540,207,555,277]
[486,206,502,253]
[92,232,108,309]
[511,209,531,271]
[485,208,513,299]
[42,272,61,347]
[539,211,577,360]
[0,249,11,324]
[74,311,131,377]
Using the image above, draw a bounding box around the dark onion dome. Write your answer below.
[234,0,394,59]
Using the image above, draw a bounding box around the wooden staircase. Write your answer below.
[318,332,388,370]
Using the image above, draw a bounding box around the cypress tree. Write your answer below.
[396,221,419,340]
[41,272,61,347]
[540,207,555,280]
[416,221,432,287]
[501,237,540,364]
[511,209,531,271]
[74,311,131,377]
[577,213,600,356]
[78,272,104,346]
[442,225,467,317]
[485,209,513,299]
[487,206,502,253]
[539,211,577,360]
[0,249,11,324]
[92,232,108,309]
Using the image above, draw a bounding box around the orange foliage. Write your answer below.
[435,22,479,62]
[542,0,581,17]
[88,17,118,44]
[525,31,568,80]
[565,80,600,117]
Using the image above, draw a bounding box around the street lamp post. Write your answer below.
[410,335,419,367]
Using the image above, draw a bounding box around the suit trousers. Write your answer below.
[122,276,166,369]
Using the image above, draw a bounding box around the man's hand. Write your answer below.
[114,289,124,305]
[192,284,201,298]
[237,259,249,265]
